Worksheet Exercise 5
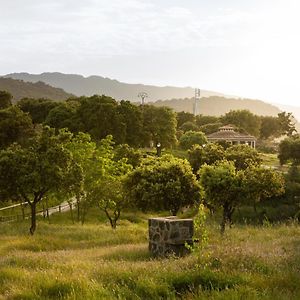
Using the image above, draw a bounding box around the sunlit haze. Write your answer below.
[1,0,300,106]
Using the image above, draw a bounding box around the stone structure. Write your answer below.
[148,216,194,257]
[207,125,256,148]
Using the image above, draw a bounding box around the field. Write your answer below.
[1,209,300,300]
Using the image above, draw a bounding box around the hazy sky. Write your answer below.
[1,0,300,106]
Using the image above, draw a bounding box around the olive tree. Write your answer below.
[124,155,200,215]
[0,127,82,234]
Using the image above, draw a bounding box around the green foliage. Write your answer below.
[199,160,285,233]
[180,121,199,132]
[225,144,261,170]
[45,102,78,131]
[0,90,12,109]
[67,134,132,226]
[114,144,142,168]
[17,98,60,124]
[195,115,220,127]
[179,130,207,150]
[284,166,300,201]
[199,122,223,135]
[176,111,195,128]
[277,112,296,136]
[0,126,82,234]
[94,177,130,229]
[278,136,300,165]
[188,143,225,173]
[124,155,200,214]
[243,166,285,207]
[221,109,261,137]
[199,160,244,233]
[259,116,281,139]
[0,106,34,149]
[117,100,143,147]
[142,105,177,148]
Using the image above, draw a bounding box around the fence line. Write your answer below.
[0,201,28,212]
[0,203,72,223]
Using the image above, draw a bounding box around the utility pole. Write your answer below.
[193,88,201,116]
[138,92,148,106]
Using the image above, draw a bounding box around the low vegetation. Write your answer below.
[0,209,300,299]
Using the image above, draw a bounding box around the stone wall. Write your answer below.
[148,217,194,257]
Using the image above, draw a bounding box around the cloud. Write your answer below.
[0,0,260,59]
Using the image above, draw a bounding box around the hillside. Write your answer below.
[0,77,73,102]
[154,96,281,117]
[4,72,226,102]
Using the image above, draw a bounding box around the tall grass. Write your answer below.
[0,209,300,299]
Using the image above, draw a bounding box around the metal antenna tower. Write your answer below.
[193,88,201,116]
[138,92,148,105]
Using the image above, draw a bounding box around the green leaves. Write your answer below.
[124,155,200,215]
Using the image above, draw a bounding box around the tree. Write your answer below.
[259,116,281,140]
[45,102,78,131]
[180,121,199,132]
[195,115,219,127]
[17,98,60,124]
[67,134,132,226]
[221,110,261,137]
[277,112,296,136]
[0,90,13,109]
[179,131,207,150]
[188,143,224,173]
[89,158,131,229]
[198,122,223,135]
[0,106,34,149]
[199,160,285,234]
[114,144,142,168]
[225,144,261,170]
[176,111,195,129]
[124,155,200,215]
[243,166,285,212]
[199,161,244,234]
[0,127,82,234]
[75,95,126,144]
[278,136,300,165]
[117,100,143,147]
[142,105,177,148]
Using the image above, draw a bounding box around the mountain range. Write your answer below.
[2,72,300,123]
[4,72,226,102]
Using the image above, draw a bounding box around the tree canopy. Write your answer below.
[0,106,34,149]
[0,127,82,234]
[124,155,200,215]
[179,130,207,150]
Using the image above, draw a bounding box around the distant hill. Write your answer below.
[3,72,300,131]
[154,96,281,117]
[4,72,226,102]
[0,77,73,102]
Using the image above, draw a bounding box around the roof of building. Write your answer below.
[207,125,256,141]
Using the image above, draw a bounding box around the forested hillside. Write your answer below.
[0,77,73,102]
[154,96,281,117]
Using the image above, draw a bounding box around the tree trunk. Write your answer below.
[76,194,81,222]
[69,202,74,224]
[30,203,37,235]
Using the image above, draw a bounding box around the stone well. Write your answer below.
[148,216,194,257]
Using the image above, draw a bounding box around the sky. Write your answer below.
[1,0,300,107]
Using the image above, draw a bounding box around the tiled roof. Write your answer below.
[207,125,256,141]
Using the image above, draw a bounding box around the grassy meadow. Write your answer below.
[0,208,300,300]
